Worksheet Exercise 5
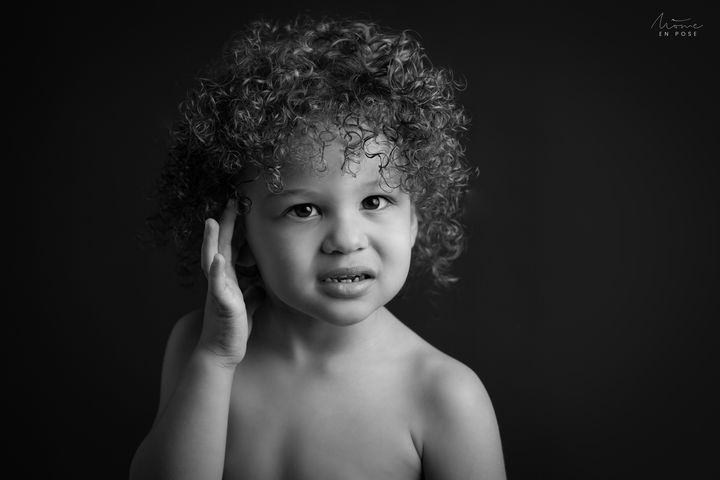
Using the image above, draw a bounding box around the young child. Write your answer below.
[131,16,506,480]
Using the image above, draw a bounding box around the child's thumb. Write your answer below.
[209,253,226,294]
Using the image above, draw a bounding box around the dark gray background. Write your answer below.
[10,1,717,478]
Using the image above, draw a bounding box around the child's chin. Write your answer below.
[305,301,383,327]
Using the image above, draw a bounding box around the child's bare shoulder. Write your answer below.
[395,323,496,428]
[405,336,492,415]
[397,325,505,476]
[387,316,485,396]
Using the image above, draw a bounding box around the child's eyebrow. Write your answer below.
[266,179,385,198]
[264,188,314,198]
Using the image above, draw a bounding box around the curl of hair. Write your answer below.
[148,15,474,288]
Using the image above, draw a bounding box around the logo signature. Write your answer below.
[651,12,703,37]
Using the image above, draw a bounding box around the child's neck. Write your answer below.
[251,299,393,367]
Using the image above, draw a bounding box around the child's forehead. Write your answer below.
[248,121,403,192]
[285,126,394,174]
[235,117,410,204]
[281,140,400,192]
[288,120,394,162]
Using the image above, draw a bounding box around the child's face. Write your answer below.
[242,132,418,326]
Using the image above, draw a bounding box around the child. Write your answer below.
[130,16,506,480]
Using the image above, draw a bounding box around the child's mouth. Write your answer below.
[318,267,376,298]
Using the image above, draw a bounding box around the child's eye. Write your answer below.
[361,196,390,210]
[287,203,320,218]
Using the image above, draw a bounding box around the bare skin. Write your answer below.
[130,147,506,480]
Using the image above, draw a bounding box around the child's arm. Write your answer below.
[420,361,507,480]
[130,202,254,480]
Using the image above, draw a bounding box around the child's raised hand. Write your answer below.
[197,200,256,367]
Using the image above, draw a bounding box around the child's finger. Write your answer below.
[208,253,228,299]
[227,245,240,283]
[209,253,246,316]
[218,199,237,264]
[201,219,220,277]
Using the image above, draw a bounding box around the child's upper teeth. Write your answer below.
[324,274,365,283]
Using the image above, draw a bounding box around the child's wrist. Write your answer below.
[192,343,245,370]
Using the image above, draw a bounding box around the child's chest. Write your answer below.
[222,364,423,480]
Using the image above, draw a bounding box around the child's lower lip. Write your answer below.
[317,277,374,299]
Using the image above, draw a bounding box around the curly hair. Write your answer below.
[148,15,474,287]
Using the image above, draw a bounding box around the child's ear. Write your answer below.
[410,205,418,248]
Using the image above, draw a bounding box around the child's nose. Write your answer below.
[321,213,369,255]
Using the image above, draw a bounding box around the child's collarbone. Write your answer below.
[224,358,423,480]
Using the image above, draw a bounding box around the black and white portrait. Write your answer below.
[9,2,716,479]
